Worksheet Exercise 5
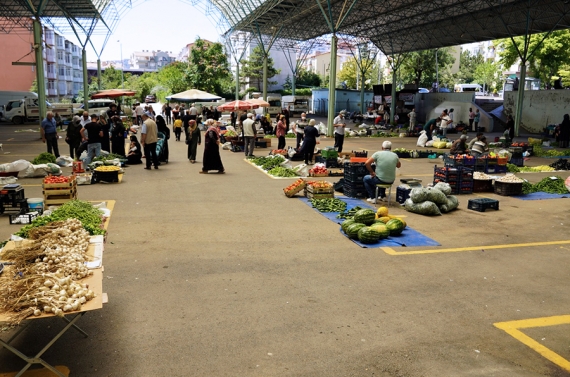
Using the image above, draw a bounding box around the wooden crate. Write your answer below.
[306,191,334,199]
[44,188,77,205]
[42,175,77,189]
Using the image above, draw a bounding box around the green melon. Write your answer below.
[346,223,367,239]
[386,218,405,236]
[341,219,356,233]
[370,224,390,239]
[358,227,381,244]
[353,209,376,225]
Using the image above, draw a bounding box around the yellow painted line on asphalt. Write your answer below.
[19,184,42,187]
[494,315,570,372]
[0,365,70,377]
[381,240,570,255]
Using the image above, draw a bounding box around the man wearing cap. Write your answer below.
[363,141,401,204]
[450,134,469,155]
[80,114,104,165]
[242,113,257,157]
[40,111,60,158]
[141,113,159,170]
[467,132,484,149]
[333,110,347,152]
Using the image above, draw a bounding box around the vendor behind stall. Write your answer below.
[423,118,440,141]
[450,135,468,155]
[470,136,489,157]
[363,141,401,204]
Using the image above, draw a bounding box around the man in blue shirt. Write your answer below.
[41,111,60,158]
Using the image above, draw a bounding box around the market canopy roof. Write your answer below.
[166,89,222,102]
[247,98,270,107]
[222,0,570,55]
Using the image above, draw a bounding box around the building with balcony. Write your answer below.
[129,50,177,71]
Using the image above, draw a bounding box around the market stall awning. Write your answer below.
[166,89,222,102]
[217,100,259,111]
[247,98,270,107]
[91,89,136,99]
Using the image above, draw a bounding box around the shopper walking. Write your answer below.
[474,109,481,131]
[40,111,60,158]
[200,119,224,174]
[98,112,111,153]
[293,113,308,149]
[173,117,183,141]
[156,115,170,163]
[558,114,570,148]
[65,115,82,159]
[141,113,159,170]
[164,102,172,124]
[468,108,475,131]
[276,114,287,150]
[333,110,347,152]
[242,113,256,157]
[186,120,201,163]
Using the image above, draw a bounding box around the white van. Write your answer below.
[282,95,311,115]
[454,84,483,93]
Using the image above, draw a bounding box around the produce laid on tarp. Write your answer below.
[404,183,459,216]
[0,200,107,325]
[507,164,555,173]
[548,159,570,171]
[522,176,569,194]
[248,155,298,177]
[339,206,406,244]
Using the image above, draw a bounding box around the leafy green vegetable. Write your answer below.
[15,200,105,238]
[310,198,347,213]
[267,167,297,177]
[522,176,568,194]
[31,152,56,164]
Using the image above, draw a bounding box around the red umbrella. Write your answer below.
[91,89,136,99]
[217,100,259,111]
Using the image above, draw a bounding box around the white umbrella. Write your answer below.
[166,89,221,102]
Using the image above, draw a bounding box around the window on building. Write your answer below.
[59,67,65,75]
[57,51,63,60]
[66,68,71,76]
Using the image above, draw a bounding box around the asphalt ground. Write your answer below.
[0,115,569,377]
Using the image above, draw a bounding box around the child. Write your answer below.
[173,117,183,141]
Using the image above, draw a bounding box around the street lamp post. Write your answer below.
[118,40,124,89]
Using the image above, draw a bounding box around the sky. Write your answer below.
[63,0,222,62]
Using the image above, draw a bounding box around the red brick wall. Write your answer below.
[0,32,37,91]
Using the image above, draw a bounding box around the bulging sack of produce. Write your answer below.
[433,141,447,149]
[26,164,48,178]
[349,131,358,137]
[55,156,73,167]
[433,182,452,196]
[439,195,459,213]
[417,131,428,147]
[404,198,442,216]
[410,187,429,203]
[44,163,61,175]
[222,142,232,150]
[426,140,434,147]
[425,187,448,205]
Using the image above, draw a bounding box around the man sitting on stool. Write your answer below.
[363,141,401,204]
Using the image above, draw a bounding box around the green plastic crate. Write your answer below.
[321,149,338,159]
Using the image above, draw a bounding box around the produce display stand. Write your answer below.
[0,200,114,377]
[42,176,78,206]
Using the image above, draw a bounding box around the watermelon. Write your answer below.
[370,224,390,239]
[346,223,367,239]
[341,219,356,233]
[353,209,376,225]
[357,227,381,244]
[386,218,405,235]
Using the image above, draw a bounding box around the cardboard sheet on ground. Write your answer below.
[512,192,570,200]
[299,196,440,248]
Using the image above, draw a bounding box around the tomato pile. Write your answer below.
[306,180,332,189]
[309,166,328,175]
[43,175,71,184]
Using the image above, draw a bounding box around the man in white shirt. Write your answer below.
[79,111,90,127]
[242,113,257,157]
[292,112,308,149]
[440,110,452,138]
[189,104,197,121]
[333,110,347,153]
[134,103,144,125]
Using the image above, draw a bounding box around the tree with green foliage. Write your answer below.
[457,50,484,84]
[498,29,570,89]
[473,60,501,93]
[399,48,455,88]
[186,38,232,95]
[282,75,293,90]
[338,58,377,89]
[297,67,321,88]
[157,61,189,97]
[240,45,281,90]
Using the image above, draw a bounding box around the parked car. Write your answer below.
[438,87,452,93]
[145,95,156,103]
[418,88,430,93]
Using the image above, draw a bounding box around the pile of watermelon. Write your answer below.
[340,208,406,244]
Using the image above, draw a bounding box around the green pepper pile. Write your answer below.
[309,198,347,213]
[522,176,569,194]
[267,167,297,177]
[336,206,365,219]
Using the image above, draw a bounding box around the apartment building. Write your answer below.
[129,50,177,71]
[0,23,83,101]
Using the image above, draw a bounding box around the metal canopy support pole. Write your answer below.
[82,49,89,110]
[97,59,101,90]
[33,18,47,124]
[390,69,396,125]
[515,62,526,137]
[235,62,240,100]
[291,73,296,95]
[327,34,338,137]
[262,56,268,101]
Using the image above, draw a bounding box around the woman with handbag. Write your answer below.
[65,115,83,159]
[186,120,201,163]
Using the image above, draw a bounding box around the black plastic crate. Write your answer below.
[93,170,119,183]
[510,157,524,167]
[316,156,340,168]
[343,162,368,175]
[343,186,367,198]
[344,170,366,182]
[0,198,29,214]
[344,181,365,190]
[396,187,411,204]
[9,209,41,224]
[485,164,507,174]
[352,150,368,158]
[0,186,25,206]
[468,198,499,212]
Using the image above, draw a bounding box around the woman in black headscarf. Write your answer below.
[110,116,126,156]
[156,115,170,162]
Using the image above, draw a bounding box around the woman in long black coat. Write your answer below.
[156,115,170,162]
[558,114,570,148]
[110,117,126,156]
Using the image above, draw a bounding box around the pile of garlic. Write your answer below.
[36,272,96,317]
[496,174,524,183]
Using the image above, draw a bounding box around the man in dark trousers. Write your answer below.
[41,111,60,158]
[141,113,159,170]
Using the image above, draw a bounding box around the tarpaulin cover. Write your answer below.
[299,196,440,248]
[512,192,570,200]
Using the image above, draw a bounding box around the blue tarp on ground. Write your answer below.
[512,192,570,200]
[299,196,440,248]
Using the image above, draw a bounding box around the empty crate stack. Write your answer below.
[43,175,78,206]
[343,162,367,198]
[509,147,524,167]
[433,165,474,195]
